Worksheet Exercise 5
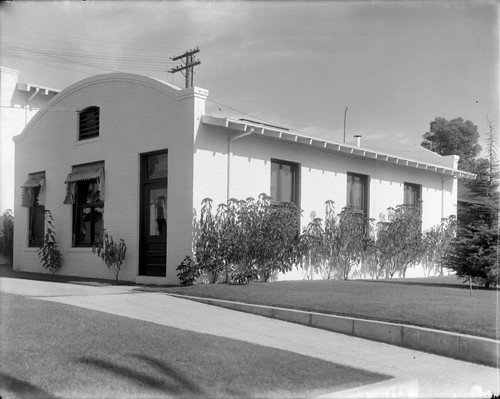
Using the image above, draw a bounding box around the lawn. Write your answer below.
[0,291,387,398]
[140,276,499,340]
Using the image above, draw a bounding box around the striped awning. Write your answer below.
[65,163,103,183]
[21,173,45,188]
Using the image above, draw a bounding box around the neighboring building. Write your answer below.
[0,66,59,213]
[0,67,59,265]
[13,73,475,284]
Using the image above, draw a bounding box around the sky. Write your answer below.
[0,0,498,151]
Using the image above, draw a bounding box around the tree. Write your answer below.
[443,118,499,287]
[421,117,481,171]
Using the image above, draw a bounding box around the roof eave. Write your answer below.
[201,116,477,180]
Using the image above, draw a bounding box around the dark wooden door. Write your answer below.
[139,151,168,276]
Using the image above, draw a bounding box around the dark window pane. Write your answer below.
[74,207,92,245]
[29,205,45,247]
[147,153,168,180]
[149,188,167,237]
[271,162,279,200]
[28,178,45,247]
[280,164,293,203]
[404,183,421,206]
[73,179,104,246]
[347,173,368,215]
[270,160,299,204]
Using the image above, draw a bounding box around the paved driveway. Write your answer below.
[1,277,498,398]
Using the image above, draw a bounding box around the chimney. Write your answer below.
[354,135,362,147]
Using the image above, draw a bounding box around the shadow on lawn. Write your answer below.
[358,278,498,291]
[0,372,60,399]
[78,354,205,397]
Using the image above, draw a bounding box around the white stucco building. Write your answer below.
[13,73,474,284]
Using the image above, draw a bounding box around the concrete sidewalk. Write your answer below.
[1,277,498,398]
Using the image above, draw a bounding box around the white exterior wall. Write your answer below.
[194,125,458,280]
[14,74,205,284]
[194,126,457,228]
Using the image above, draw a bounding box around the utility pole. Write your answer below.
[169,47,201,89]
[343,107,348,143]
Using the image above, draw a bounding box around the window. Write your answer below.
[21,172,45,247]
[63,162,104,246]
[404,182,422,206]
[79,106,100,140]
[347,172,369,216]
[270,159,300,204]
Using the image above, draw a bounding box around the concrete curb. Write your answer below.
[167,294,499,368]
[316,378,419,398]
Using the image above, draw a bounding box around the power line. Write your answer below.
[2,43,122,73]
[0,105,78,112]
[2,28,185,53]
[0,43,175,67]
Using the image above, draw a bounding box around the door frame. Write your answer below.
[139,149,168,276]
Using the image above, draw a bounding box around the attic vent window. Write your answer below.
[79,106,100,140]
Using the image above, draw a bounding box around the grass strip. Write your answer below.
[139,276,499,340]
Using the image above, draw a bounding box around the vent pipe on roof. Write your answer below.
[354,135,362,147]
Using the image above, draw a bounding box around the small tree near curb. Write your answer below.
[38,210,62,274]
[92,229,127,281]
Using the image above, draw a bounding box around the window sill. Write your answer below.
[23,247,39,252]
[74,137,102,146]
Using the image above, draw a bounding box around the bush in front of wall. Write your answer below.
[0,209,14,263]
[38,210,62,274]
[194,194,302,284]
[176,255,200,286]
[92,229,127,281]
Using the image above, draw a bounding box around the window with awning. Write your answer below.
[64,162,104,246]
[64,162,105,205]
[21,171,45,208]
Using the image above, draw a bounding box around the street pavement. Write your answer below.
[1,276,498,398]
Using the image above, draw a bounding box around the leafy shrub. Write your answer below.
[194,194,302,284]
[300,202,373,280]
[376,203,423,278]
[332,207,373,280]
[92,229,127,281]
[0,209,14,262]
[195,198,225,283]
[38,210,62,274]
[229,264,259,285]
[176,255,200,286]
[421,216,456,276]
